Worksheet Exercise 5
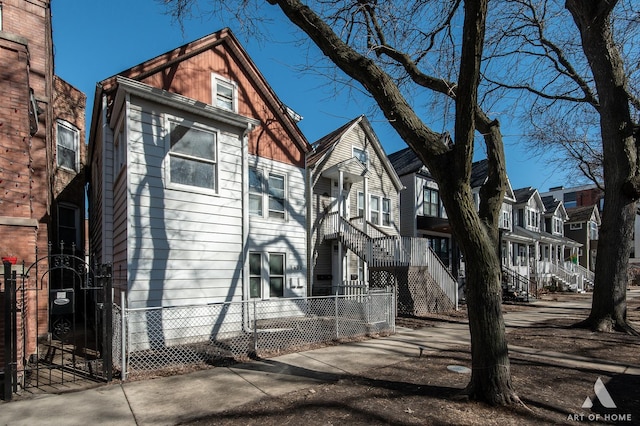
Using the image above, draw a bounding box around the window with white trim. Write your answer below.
[353,147,368,166]
[382,198,391,227]
[423,187,440,217]
[249,252,285,299]
[56,120,79,171]
[212,74,237,112]
[570,223,583,230]
[370,195,380,225]
[589,221,598,240]
[113,121,126,177]
[268,174,286,219]
[357,192,365,218]
[167,120,217,192]
[249,253,262,298]
[250,168,287,220]
[249,168,263,216]
[269,253,285,297]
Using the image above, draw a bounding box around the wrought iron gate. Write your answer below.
[2,246,112,400]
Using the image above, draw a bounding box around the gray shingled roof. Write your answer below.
[541,195,561,212]
[566,205,597,223]
[388,147,488,188]
[513,187,536,204]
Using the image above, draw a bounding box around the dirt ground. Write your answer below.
[184,291,640,426]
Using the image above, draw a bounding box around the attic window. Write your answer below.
[353,147,368,166]
[212,74,237,112]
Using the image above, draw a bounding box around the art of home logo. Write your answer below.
[567,377,633,422]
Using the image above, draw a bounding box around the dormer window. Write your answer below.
[212,74,237,112]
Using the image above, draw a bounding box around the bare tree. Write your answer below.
[163,0,524,405]
[484,0,639,334]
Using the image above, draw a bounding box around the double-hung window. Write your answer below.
[423,188,439,217]
[370,195,380,225]
[249,252,285,299]
[212,74,237,112]
[167,120,217,192]
[357,192,365,218]
[250,167,286,220]
[57,120,79,171]
[382,198,391,227]
[353,147,368,166]
[249,168,264,216]
[268,174,286,219]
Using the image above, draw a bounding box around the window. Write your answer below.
[250,168,287,220]
[570,223,583,230]
[501,211,511,229]
[249,253,262,298]
[268,173,286,219]
[554,217,563,235]
[428,237,449,266]
[113,123,126,176]
[589,222,598,240]
[357,192,365,218]
[382,198,391,227]
[370,195,380,225]
[269,253,285,297]
[167,121,217,192]
[353,147,368,166]
[249,168,263,216]
[423,188,439,217]
[57,120,79,171]
[250,252,286,299]
[212,75,236,112]
[58,204,79,248]
[0,4,3,31]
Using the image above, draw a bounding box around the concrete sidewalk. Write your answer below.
[1,292,638,426]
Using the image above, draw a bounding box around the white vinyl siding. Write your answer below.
[249,156,306,298]
[124,100,245,308]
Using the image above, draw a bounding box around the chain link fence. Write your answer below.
[111,291,395,379]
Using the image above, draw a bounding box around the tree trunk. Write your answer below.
[566,0,639,334]
[437,177,519,405]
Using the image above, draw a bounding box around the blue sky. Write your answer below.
[51,0,566,192]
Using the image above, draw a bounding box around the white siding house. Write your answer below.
[88,30,310,347]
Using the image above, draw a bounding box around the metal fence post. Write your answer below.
[334,292,339,340]
[103,264,113,381]
[252,300,258,355]
[121,290,127,381]
[3,261,14,401]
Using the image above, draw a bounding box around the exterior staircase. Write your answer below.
[502,266,536,302]
[322,211,458,311]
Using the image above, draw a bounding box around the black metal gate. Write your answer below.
[2,246,112,400]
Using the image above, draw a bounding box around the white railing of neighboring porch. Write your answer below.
[322,211,458,309]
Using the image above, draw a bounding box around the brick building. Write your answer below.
[0,0,86,386]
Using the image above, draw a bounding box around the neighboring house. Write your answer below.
[388,149,512,280]
[87,28,310,326]
[0,0,86,389]
[503,188,583,291]
[307,116,403,295]
[307,118,457,312]
[565,205,600,273]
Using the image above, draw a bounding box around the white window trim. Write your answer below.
[352,146,369,167]
[56,119,80,172]
[570,223,583,230]
[382,197,392,227]
[370,194,381,225]
[164,115,219,196]
[211,73,238,113]
[249,167,287,221]
[248,251,286,300]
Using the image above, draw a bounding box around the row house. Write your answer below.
[389,147,591,299]
[1,0,86,392]
[308,117,458,312]
[88,29,310,348]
